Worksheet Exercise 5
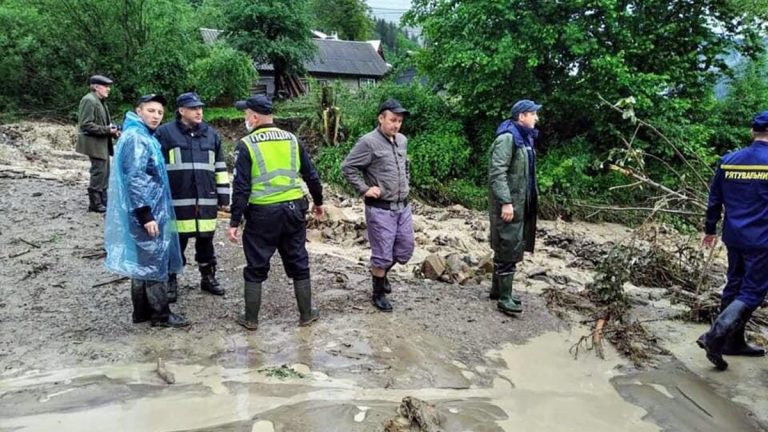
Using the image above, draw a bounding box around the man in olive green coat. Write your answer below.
[76,75,120,213]
[488,99,541,315]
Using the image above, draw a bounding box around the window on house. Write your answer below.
[359,78,377,88]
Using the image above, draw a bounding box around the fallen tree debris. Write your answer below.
[383,396,444,432]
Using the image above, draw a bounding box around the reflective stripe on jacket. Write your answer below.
[155,120,230,238]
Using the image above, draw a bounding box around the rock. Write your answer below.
[449,204,466,213]
[412,219,426,233]
[421,254,446,280]
[426,245,439,253]
[306,229,322,243]
[438,212,451,221]
[445,253,466,274]
[319,204,348,224]
[322,228,335,239]
[526,266,547,278]
[478,253,494,274]
[473,230,487,242]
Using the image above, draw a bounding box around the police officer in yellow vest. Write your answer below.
[227,96,324,330]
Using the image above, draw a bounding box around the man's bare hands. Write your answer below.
[500,203,514,223]
[702,234,718,248]
[364,186,381,199]
[144,221,159,237]
[227,227,240,244]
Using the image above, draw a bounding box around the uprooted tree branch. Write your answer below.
[545,95,767,366]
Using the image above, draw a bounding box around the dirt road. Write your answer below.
[0,121,765,432]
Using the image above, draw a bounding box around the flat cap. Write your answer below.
[89,75,113,86]
[234,95,273,115]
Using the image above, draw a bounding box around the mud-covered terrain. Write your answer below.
[0,122,766,432]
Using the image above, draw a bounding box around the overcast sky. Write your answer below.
[367,0,412,23]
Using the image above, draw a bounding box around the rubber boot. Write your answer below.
[383,264,394,294]
[87,188,106,213]
[696,299,751,370]
[490,273,500,300]
[130,279,151,323]
[722,308,765,357]
[490,273,522,303]
[200,263,224,296]
[497,273,523,315]
[294,278,319,326]
[100,189,108,208]
[372,275,393,312]
[167,274,178,304]
[146,280,189,328]
[237,281,261,330]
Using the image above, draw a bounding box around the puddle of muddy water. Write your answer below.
[0,327,763,432]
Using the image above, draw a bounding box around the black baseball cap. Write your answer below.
[176,92,205,108]
[234,95,273,114]
[378,98,409,115]
[89,75,113,85]
[136,94,167,106]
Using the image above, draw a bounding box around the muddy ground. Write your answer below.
[0,121,766,432]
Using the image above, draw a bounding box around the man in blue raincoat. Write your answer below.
[104,94,188,328]
[697,111,768,370]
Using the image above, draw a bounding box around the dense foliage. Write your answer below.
[312,0,372,41]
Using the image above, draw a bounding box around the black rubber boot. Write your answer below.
[490,273,500,300]
[87,188,106,213]
[722,308,765,357]
[100,189,108,208]
[200,263,224,296]
[696,300,751,370]
[146,280,189,328]
[237,281,261,330]
[294,278,319,326]
[372,275,392,312]
[167,274,178,304]
[497,273,523,315]
[130,279,151,323]
[383,264,394,294]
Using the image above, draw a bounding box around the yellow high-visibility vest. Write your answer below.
[243,127,304,205]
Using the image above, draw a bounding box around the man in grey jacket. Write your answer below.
[76,75,121,213]
[342,99,414,312]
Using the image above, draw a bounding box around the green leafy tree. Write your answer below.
[312,0,372,41]
[189,44,256,104]
[405,0,766,151]
[219,0,315,98]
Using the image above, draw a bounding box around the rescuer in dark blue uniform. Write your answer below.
[697,111,768,371]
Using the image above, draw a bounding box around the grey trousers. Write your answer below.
[88,157,110,191]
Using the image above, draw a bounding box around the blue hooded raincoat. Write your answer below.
[104,111,183,281]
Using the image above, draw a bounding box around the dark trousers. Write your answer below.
[493,260,517,275]
[721,247,768,310]
[179,235,215,267]
[88,157,109,191]
[242,199,309,283]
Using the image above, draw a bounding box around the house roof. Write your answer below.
[304,39,389,77]
[256,39,389,78]
[200,28,224,45]
[198,28,389,78]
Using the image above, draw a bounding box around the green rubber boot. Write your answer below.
[497,273,522,315]
[490,273,521,303]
